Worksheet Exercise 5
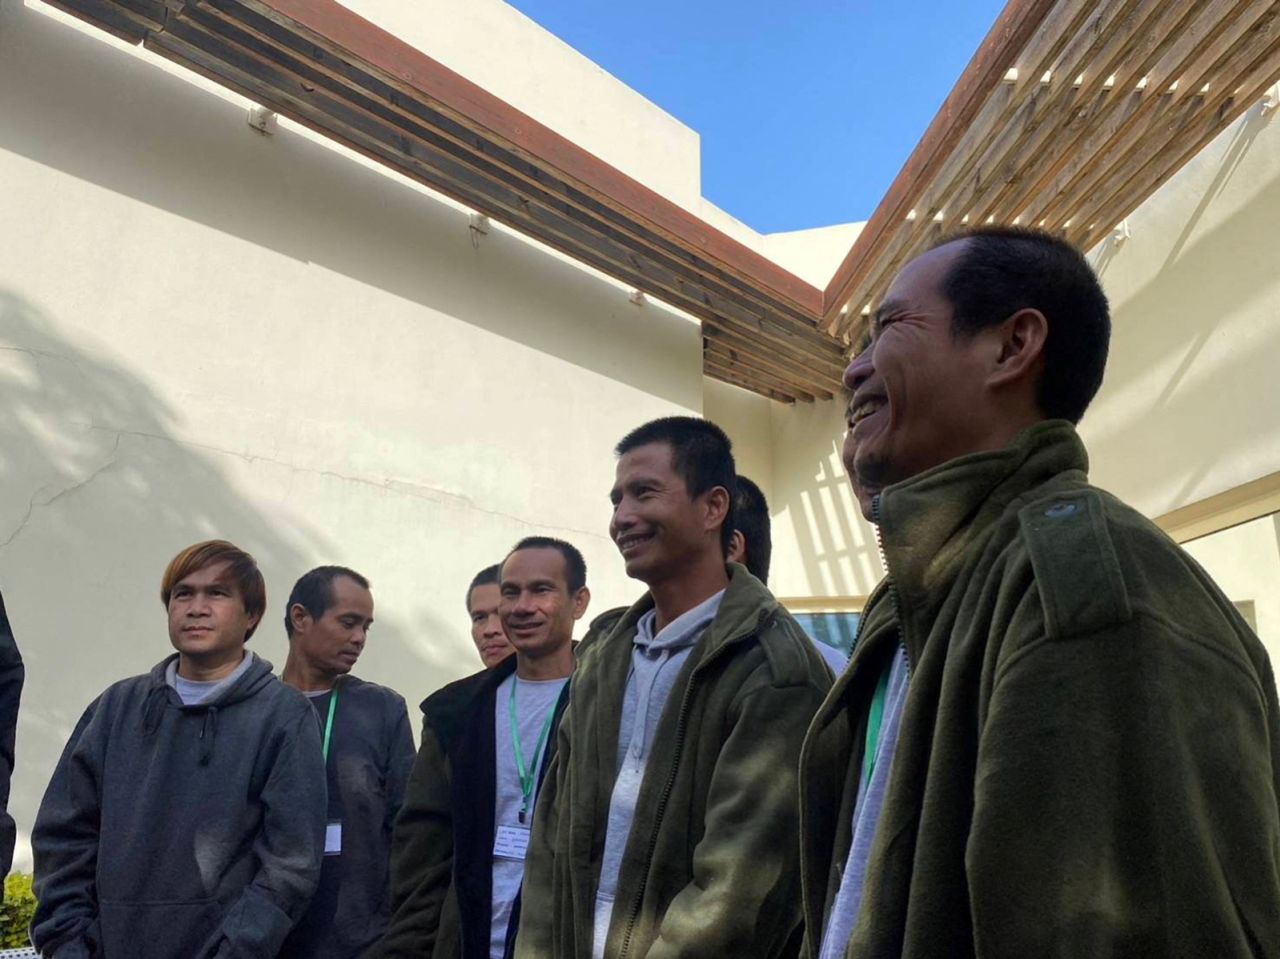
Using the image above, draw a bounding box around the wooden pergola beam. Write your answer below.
[824,0,1280,340]
[35,0,1280,398]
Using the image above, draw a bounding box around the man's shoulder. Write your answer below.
[341,674,408,711]
[1008,481,1249,642]
[419,663,508,745]
[748,602,835,688]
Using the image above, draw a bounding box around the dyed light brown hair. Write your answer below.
[160,540,267,639]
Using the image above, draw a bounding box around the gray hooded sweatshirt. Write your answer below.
[32,652,328,959]
[592,589,725,958]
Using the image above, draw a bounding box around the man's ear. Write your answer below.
[287,602,311,636]
[987,308,1048,391]
[703,485,730,535]
[571,587,591,621]
[727,529,746,565]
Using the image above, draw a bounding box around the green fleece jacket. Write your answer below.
[799,421,1280,958]
[516,565,832,959]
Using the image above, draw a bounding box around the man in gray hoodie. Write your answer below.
[32,539,328,958]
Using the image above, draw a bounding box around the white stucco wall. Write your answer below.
[1182,514,1280,664]
[1081,99,1280,518]
[0,0,703,869]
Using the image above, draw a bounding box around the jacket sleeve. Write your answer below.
[31,698,105,958]
[372,724,455,958]
[208,706,327,958]
[512,699,571,959]
[0,590,24,886]
[384,697,416,835]
[644,671,828,959]
[967,614,1280,958]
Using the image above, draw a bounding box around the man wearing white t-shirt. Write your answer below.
[377,537,589,959]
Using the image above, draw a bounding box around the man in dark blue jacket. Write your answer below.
[32,540,327,958]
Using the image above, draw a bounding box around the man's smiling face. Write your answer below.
[609,442,712,586]
[842,240,993,518]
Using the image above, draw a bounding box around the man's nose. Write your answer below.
[843,344,875,393]
[484,615,504,636]
[611,502,636,534]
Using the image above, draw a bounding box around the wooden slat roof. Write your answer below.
[823,0,1280,339]
[43,0,1280,399]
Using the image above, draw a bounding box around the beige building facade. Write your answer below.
[1,0,1278,872]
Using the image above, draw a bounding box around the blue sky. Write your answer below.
[505,0,1007,235]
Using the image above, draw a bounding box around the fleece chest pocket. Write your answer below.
[1019,491,1132,639]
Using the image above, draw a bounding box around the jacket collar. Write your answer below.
[609,562,779,665]
[874,420,1088,660]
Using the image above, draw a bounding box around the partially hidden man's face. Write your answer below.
[469,583,513,668]
[167,561,259,660]
[290,575,375,676]
[609,442,723,585]
[498,548,588,658]
[842,240,993,519]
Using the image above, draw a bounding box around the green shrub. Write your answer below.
[0,873,35,948]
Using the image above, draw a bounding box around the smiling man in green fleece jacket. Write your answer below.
[516,417,832,959]
[801,226,1280,959]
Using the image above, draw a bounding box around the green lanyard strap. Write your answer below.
[861,663,891,789]
[322,684,339,764]
[508,677,559,824]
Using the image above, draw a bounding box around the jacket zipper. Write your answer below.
[871,494,910,678]
[614,615,764,959]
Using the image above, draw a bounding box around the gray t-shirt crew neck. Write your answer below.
[166,651,255,706]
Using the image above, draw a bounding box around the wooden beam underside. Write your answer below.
[40,0,1280,398]
[824,0,1280,338]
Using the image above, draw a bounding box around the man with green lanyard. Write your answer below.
[376,537,589,959]
[280,566,415,959]
[800,228,1280,957]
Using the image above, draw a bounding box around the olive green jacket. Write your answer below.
[800,421,1280,958]
[516,565,832,959]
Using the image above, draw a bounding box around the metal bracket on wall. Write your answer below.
[468,213,491,249]
[247,105,277,135]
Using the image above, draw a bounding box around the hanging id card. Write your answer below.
[493,824,531,861]
[325,820,343,856]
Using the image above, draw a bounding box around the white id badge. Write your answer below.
[493,825,531,861]
[325,820,343,856]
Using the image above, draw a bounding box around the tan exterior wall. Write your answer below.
[1080,98,1280,518]
[1182,514,1280,665]
[0,1,703,869]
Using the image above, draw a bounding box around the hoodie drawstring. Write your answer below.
[198,706,219,766]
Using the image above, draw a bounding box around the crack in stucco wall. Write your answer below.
[73,426,611,544]
[0,434,122,550]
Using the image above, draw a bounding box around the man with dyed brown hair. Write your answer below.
[33,539,328,958]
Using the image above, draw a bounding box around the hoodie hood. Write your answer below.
[143,652,278,764]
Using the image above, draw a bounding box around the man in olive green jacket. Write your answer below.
[517,417,831,959]
[802,227,1280,958]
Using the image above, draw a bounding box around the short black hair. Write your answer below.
[732,475,772,583]
[466,564,501,611]
[615,416,737,553]
[502,536,587,593]
[934,226,1110,423]
[285,565,370,636]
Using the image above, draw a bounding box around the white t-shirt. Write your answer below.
[491,673,568,959]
